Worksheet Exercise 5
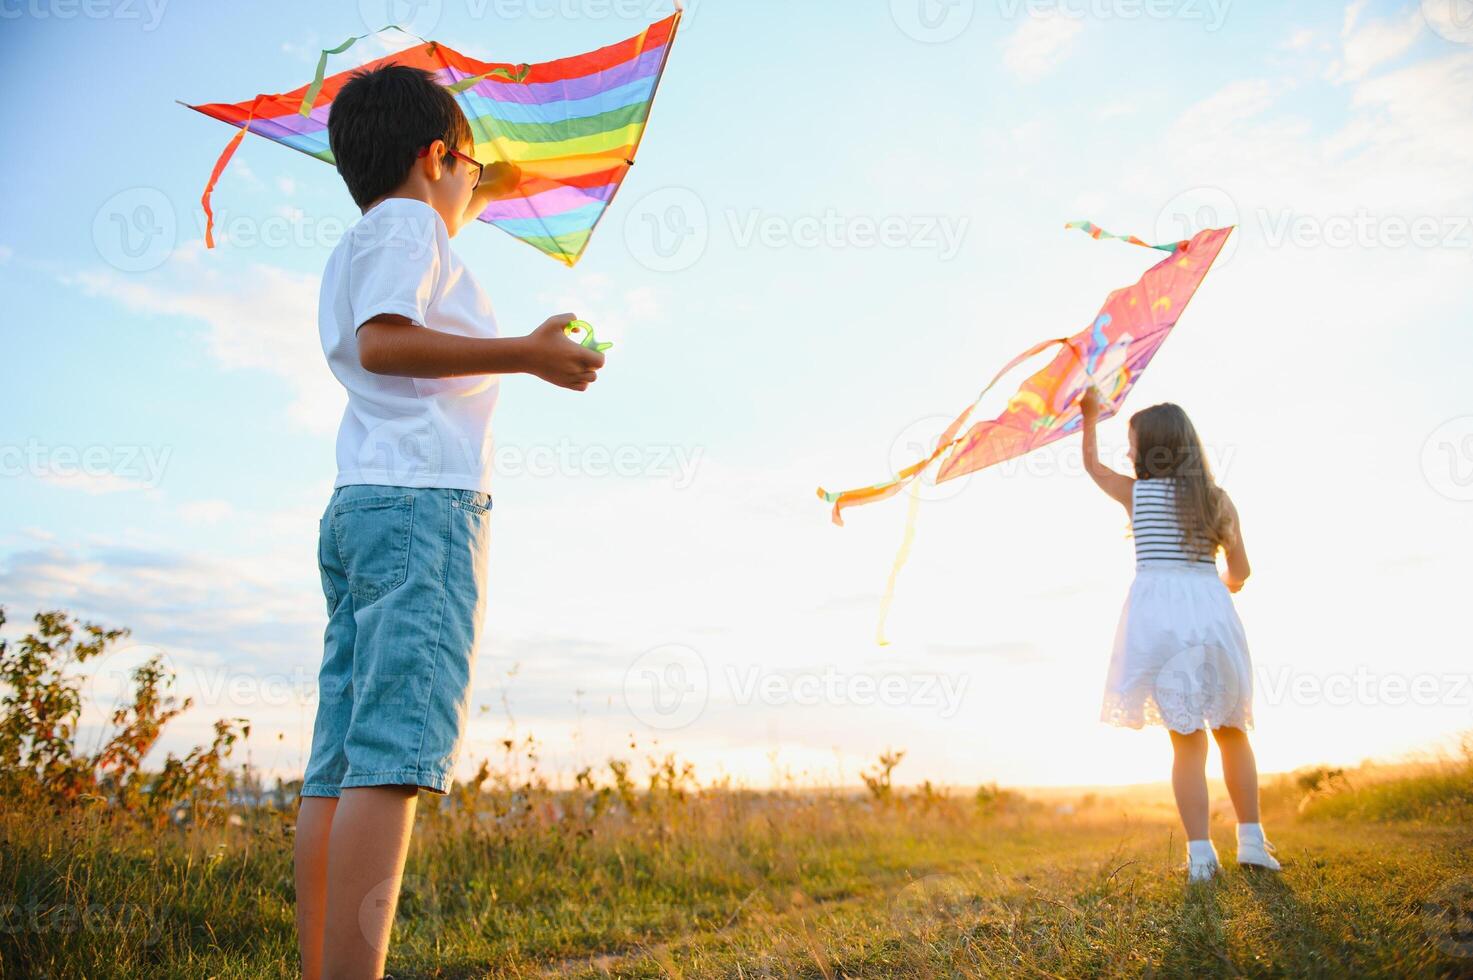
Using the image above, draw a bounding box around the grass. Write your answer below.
[3,755,1473,978]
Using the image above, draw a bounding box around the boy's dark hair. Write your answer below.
[327,65,475,209]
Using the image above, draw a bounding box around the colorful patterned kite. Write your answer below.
[818,222,1234,641]
[183,9,682,266]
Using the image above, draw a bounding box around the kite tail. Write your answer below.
[200,96,264,249]
[875,478,924,646]
[816,336,1070,528]
[1065,220,1186,253]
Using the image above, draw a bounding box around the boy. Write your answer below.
[295,64,604,979]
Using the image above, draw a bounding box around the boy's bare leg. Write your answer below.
[1168,728,1211,840]
[295,796,339,980]
[322,786,420,979]
[1211,726,1261,823]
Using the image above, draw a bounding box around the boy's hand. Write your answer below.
[482,161,522,196]
[523,314,604,391]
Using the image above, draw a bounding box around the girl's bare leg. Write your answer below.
[1168,728,1211,840]
[295,796,338,980]
[1211,726,1261,823]
[322,786,419,979]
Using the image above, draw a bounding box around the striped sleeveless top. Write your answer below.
[1131,478,1218,565]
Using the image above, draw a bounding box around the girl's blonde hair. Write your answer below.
[1129,403,1233,558]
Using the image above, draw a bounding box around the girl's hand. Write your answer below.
[1080,385,1102,421]
[521,314,605,392]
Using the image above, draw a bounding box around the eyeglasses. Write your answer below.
[417,143,485,188]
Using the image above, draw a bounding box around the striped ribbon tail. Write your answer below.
[1065,220,1186,253]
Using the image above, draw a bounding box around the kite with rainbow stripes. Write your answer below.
[184,8,682,266]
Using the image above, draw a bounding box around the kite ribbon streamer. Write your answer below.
[817,334,1072,527]
[299,27,531,117]
[1064,220,1186,253]
[199,95,264,249]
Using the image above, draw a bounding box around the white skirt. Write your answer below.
[1100,561,1253,734]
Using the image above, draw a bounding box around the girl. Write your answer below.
[1079,387,1280,883]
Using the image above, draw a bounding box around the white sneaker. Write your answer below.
[1237,838,1281,871]
[1188,855,1222,883]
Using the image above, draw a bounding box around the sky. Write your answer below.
[1,0,1472,791]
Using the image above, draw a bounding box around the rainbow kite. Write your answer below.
[183,9,682,266]
[819,222,1234,641]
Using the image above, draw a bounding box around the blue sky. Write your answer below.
[2,0,1472,788]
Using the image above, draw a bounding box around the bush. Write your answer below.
[0,606,247,822]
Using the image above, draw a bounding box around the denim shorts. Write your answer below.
[301,485,491,797]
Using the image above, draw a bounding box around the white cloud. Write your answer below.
[0,244,12,264]
[537,274,664,346]
[1002,11,1084,82]
[1283,28,1318,51]
[38,471,158,496]
[179,499,237,525]
[1328,2,1424,83]
[64,253,341,434]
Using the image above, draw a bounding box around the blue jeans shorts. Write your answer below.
[302,485,491,797]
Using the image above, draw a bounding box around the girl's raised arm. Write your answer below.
[1080,387,1134,511]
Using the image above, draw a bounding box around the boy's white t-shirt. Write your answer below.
[319,197,500,494]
